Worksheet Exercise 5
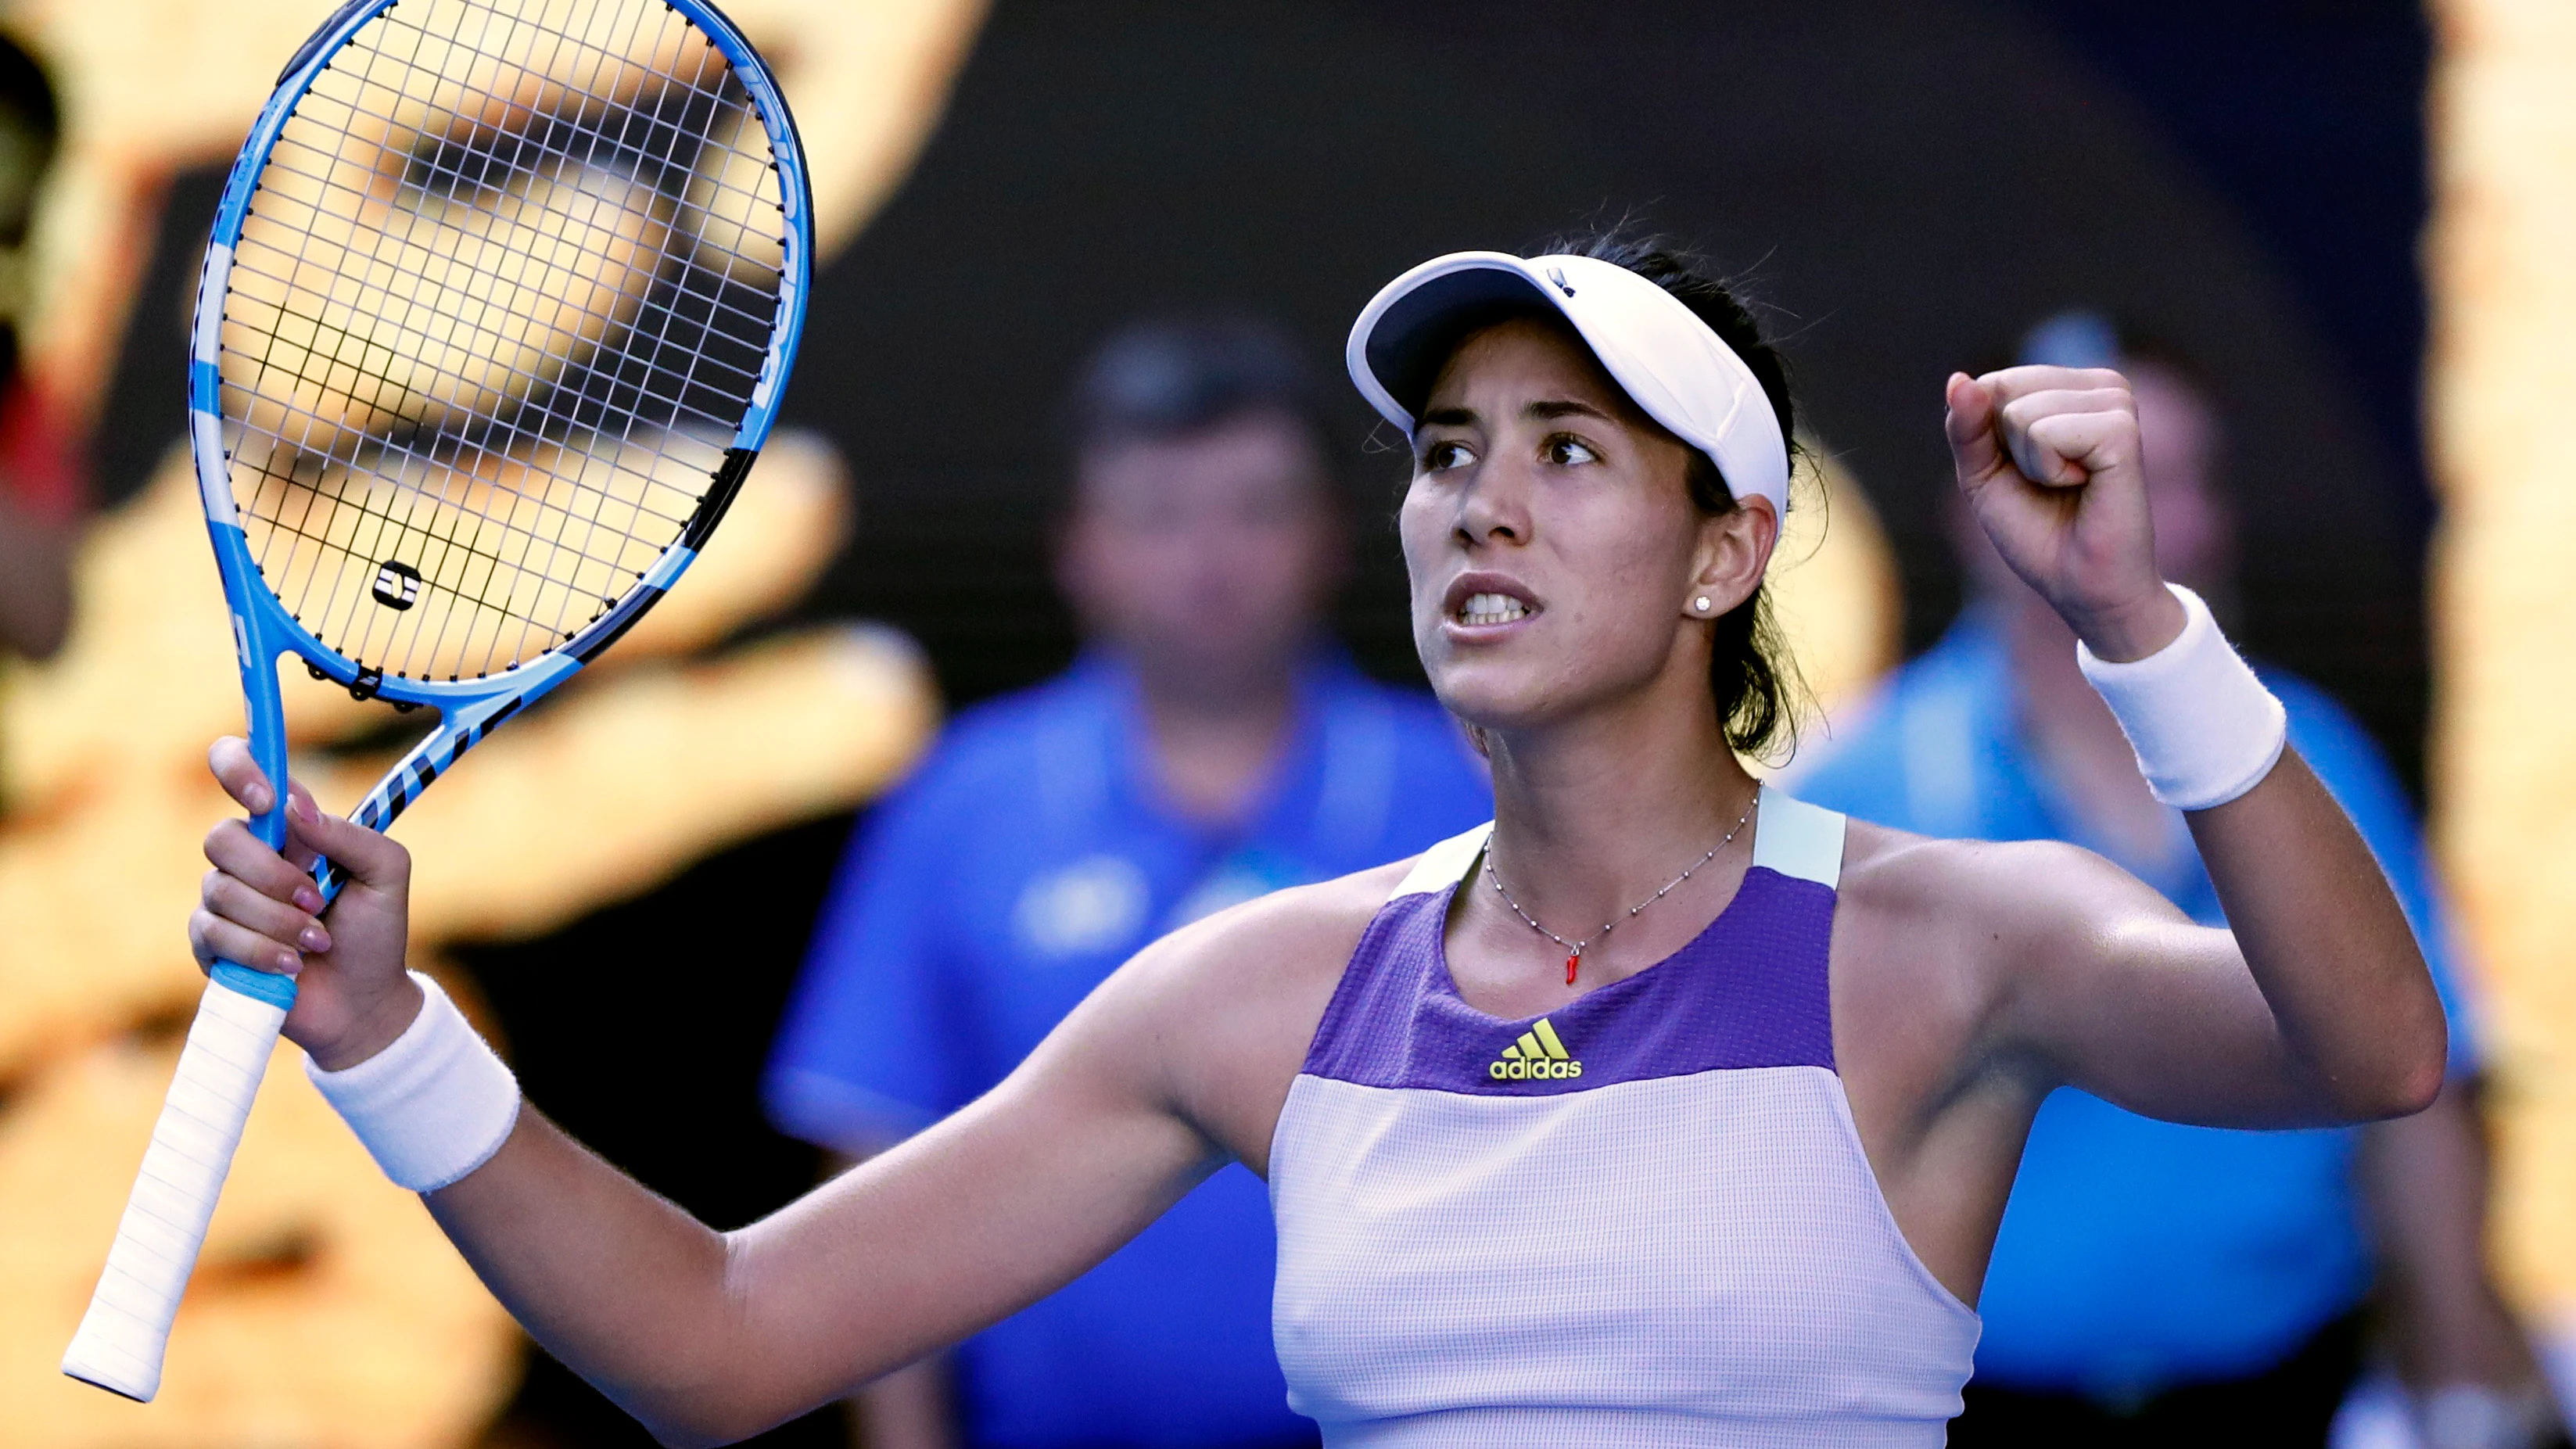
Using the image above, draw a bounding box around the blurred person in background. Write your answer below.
[763,315,1491,1449]
[1792,311,2562,1449]
[0,33,77,663]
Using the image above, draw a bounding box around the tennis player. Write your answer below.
[188,234,2447,1448]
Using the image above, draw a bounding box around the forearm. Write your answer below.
[425,1107,779,1446]
[2189,748,2446,1118]
[188,740,1210,1442]
[816,1154,960,1449]
[1952,370,2439,1120]
[422,1071,1211,1444]
[2072,582,2444,1120]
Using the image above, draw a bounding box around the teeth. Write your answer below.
[1459,592,1530,626]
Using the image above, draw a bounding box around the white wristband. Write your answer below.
[306,972,520,1193]
[2076,583,2287,811]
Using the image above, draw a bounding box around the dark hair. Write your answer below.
[1534,228,1806,761]
[1059,314,1329,462]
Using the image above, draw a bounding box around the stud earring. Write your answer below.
[1693,596,1712,613]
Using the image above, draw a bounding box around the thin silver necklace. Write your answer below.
[1484,794,1759,985]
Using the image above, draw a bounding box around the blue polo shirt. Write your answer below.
[766,649,1491,1449]
[1789,613,2477,1404]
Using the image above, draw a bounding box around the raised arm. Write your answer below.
[191,740,1225,1447]
[1943,368,2446,1126]
[431,1009,1213,1444]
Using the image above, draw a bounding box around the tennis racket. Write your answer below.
[62,0,809,1401]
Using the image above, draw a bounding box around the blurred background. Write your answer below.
[2,0,2573,1445]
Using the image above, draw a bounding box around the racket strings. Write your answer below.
[241,3,709,439]
[234,4,766,455]
[236,439,701,666]
[236,30,785,381]
[219,0,786,683]
[221,235,770,468]
[234,187,727,666]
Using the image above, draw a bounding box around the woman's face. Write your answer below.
[1399,316,1775,736]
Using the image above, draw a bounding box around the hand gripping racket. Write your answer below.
[62,0,809,1401]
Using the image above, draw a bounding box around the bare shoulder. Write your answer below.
[1064,855,1418,1173]
[1829,816,2192,1035]
[1133,858,1410,1001]
[1836,816,2154,944]
[1822,820,2172,1128]
[1056,852,1418,1047]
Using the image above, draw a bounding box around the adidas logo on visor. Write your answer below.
[1490,1017,1583,1080]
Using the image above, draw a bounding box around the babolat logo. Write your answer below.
[1491,1017,1582,1080]
[372,559,422,611]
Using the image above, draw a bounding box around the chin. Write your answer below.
[1423,657,1566,736]
[1423,621,1684,740]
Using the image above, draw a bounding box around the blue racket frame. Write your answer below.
[191,0,811,1010]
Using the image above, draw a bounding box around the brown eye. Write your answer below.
[1419,439,1476,473]
[1543,434,1602,467]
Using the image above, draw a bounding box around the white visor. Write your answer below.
[1346,250,1790,516]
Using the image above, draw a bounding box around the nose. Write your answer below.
[1453,459,1531,550]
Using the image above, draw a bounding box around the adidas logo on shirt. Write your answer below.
[1490,1017,1583,1080]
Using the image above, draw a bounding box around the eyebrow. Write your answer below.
[1415,397,1615,432]
[1526,398,1613,424]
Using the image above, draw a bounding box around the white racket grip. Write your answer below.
[62,974,287,1402]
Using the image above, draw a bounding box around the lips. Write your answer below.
[1441,573,1541,629]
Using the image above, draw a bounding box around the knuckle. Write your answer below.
[191,919,231,963]
[214,877,258,920]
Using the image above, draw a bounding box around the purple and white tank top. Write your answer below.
[1269,787,1979,1447]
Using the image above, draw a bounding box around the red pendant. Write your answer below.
[1566,952,1580,985]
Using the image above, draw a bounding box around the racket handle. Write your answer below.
[62,966,292,1401]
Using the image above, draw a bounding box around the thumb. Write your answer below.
[209,735,278,814]
[286,793,410,893]
[1942,372,2007,487]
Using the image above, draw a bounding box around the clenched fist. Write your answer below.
[1944,366,2186,662]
